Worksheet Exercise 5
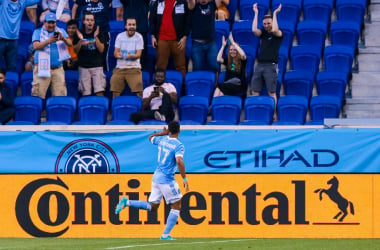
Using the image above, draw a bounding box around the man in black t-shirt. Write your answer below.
[251,3,283,112]
[73,12,107,96]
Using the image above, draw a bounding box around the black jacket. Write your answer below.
[149,0,191,41]
[0,83,14,110]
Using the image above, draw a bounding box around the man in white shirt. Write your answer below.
[130,69,177,124]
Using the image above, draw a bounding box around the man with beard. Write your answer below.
[129,69,177,124]
[74,11,107,96]
[110,18,144,98]
[0,68,15,124]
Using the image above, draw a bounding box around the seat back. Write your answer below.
[77,96,109,124]
[165,70,183,97]
[65,70,79,100]
[324,45,354,75]
[239,0,270,22]
[46,96,77,124]
[5,72,19,97]
[179,96,209,124]
[13,96,43,124]
[185,71,216,103]
[232,20,259,54]
[310,95,341,121]
[296,20,327,53]
[290,45,321,78]
[112,96,142,121]
[211,96,242,124]
[330,20,361,50]
[316,71,348,100]
[303,0,333,23]
[21,71,33,96]
[215,20,230,52]
[283,70,314,100]
[272,0,302,28]
[244,96,275,125]
[277,95,308,124]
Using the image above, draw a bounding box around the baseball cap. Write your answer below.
[45,12,57,22]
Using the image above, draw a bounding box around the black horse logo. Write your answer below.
[314,176,355,222]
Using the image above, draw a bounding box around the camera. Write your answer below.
[54,32,59,38]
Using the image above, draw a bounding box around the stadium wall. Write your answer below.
[0,125,379,238]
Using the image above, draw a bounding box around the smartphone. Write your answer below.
[54,32,59,38]
[154,87,159,93]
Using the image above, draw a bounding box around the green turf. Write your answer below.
[0,238,379,250]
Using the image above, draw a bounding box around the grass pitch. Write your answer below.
[0,238,379,250]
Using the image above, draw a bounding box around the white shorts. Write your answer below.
[148,181,182,205]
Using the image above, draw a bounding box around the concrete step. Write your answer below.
[343,98,380,118]
[357,53,380,72]
[369,4,380,22]
[344,110,380,118]
[364,22,380,47]
[350,72,380,98]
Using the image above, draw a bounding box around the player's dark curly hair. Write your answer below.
[168,121,180,135]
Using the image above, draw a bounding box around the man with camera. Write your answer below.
[73,11,107,96]
[31,12,72,99]
[130,69,177,124]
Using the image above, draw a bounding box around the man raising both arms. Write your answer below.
[115,121,189,240]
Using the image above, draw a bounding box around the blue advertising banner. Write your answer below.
[0,128,379,173]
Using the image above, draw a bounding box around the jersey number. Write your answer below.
[157,147,170,164]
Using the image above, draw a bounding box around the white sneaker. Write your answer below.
[154,111,166,121]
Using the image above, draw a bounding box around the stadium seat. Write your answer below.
[215,20,230,53]
[239,0,270,23]
[330,20,361,51]
[279,20,296,53]
[43,96,77,125]
[109,20,125,70]
[179,96,209,125]
[296,20,328,53]
[165,70,183,97]
[56,20,67,30]
[65,70,79,100]
[226,0,239,25]
[242,96,275,125]
[323,45,354,76]
[336,0,367,28]
[18,20,35,51]
[290,45,321,79]
[272,0,302,29]
[138,120,167,125]
[308,95,342,123]
[110,95,142,123]
[5,72,19,97]
[275,95,308,125]
[142,70,151,90]
[277,46,289,85]
[232,20,259,55]
[185,71,216,103]
[73,96,109,125]
[316,71,348,100]
[8,96,43,125]
[239,45,256,83]
[21,71,33,96]
[303,0,334,24]
[283,70,314,100]
[209,96,242,125]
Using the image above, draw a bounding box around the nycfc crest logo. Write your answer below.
[55,139,119,173]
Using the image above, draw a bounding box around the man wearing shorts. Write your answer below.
[110,18,144,97]
[251,3,283,113]
[115,121,189,240]
[74,11,107,96]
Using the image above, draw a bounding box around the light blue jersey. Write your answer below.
[0,0,40,39]
[151,136,185,184]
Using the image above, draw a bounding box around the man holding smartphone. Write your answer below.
[130,69,177,124]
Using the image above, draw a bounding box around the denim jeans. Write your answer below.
[191,40,218,71]
[0,38,18,71]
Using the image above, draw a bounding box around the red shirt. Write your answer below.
[159,0,177,40]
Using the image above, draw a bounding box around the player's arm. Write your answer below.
[148,127,169,141]
[176,156,189,192]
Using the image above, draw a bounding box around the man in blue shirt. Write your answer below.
[115,121,189,240]
[32,12,72,99]
[0,0,40,71]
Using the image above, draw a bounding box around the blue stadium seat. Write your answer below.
[275,95,308,125]
[283,70,314,100]
[323,45,354,76]
[303,0,334,24]
[209,96,242,124]
[73,96,109,125]
[279,20,296,53]
[56,20,67,31]
[142,70,151,90]
[296,20,328,53]
[138,120,167,125]
[239,0,270,23]
[165,70,183,97]
[109,95,142,123]
[239,44,256,83]
[242,96,275,125]
[308,95,341,123]
[226,0,239,25]
[336,0,367,27]
[232,20,259,55]
[185,71,216,103]
[330,20,361,51]
[43,96,77,125]
[21,71,33,96]
[277,46,289,86]
[5,72,19,97]
[316,71,348,100]
[18,20,35,51]
[65,70,79,100]
[179,96,209,125]
[109,20,125,70]
[8,96,43,125]
[272,0,302,29]
[215,20,230,53]
[290,45,321,79]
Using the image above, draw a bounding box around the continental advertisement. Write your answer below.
[1,174,379,238]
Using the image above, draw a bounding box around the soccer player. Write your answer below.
[115,121,189,240]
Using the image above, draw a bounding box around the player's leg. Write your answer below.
[160,181,182,240]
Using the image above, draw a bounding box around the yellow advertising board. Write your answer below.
[0,174,378,238]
